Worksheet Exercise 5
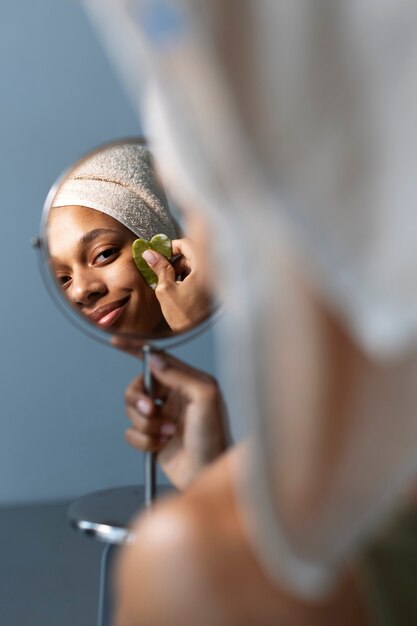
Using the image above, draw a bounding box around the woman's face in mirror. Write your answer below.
[47,205,166,335]
[41,140,218,341]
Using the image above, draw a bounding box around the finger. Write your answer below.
[172,256,191,278]
[158,392,183,424]
[124,377,147,407]
[125,390,171,421]
[124,373,172,411]
[125,390,178,434]
[127,410,159,436]
[126,408,176,437]
[111,336,145,358]
[151,351,213,380]
[171,237,195,261]
[148,352,218,402]
[142,249,176,287]
[124,429,169,453]
[125,353,216,412]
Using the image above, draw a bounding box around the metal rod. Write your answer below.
[143,345,157,507]
[97,543,117,626]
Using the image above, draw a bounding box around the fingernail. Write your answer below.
[142,250,157,266]
[160,422,176,436]
[149,353,166,370]
[136,398,151,415]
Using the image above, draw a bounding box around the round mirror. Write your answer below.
[37,138,216,348]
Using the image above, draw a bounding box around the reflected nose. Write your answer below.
[69,269,107,307]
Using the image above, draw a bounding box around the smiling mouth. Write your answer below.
[85,296,130,328]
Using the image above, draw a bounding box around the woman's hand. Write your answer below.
[124,352,230,490]
[142,237,212,332]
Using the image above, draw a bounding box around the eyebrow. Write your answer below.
[49,228,122,266]
[79,228,121,246]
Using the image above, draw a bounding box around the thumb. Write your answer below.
[148,352,206,402]
[142,249,176,287]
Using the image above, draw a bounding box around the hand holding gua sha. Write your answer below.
[132,234,172,289]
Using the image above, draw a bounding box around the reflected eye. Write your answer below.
[57,275,71,287]
[94,247,119,263]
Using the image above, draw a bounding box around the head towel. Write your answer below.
[52,142,179,241]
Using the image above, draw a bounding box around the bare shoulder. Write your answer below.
[115,448,240,626]
[115,445,371,626]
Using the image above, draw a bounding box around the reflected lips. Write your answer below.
[86,296,130,328]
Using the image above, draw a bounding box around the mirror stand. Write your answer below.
[68,486,147,626]
[37,138,217,625]
[68,347,164,626]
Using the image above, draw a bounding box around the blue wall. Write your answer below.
[0,0,217,504]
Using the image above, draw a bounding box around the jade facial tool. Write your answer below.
[132,234,172,288]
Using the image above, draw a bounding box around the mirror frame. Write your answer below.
[36,138,220,349]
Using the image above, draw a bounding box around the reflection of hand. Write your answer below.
[142,237,212,333]
[124,352,230,490]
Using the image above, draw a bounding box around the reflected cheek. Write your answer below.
[119,266,161,312]
[124,275,163,333]
[105,263,139,294]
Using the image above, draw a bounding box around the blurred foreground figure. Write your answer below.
[83,1,417,624]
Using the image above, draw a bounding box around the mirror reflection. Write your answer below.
[43,140,213,339]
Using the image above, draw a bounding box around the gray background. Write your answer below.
[0,0,219,507]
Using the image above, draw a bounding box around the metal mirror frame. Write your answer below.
[35,137,220,352]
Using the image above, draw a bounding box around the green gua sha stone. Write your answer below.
[132,234,172,289]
